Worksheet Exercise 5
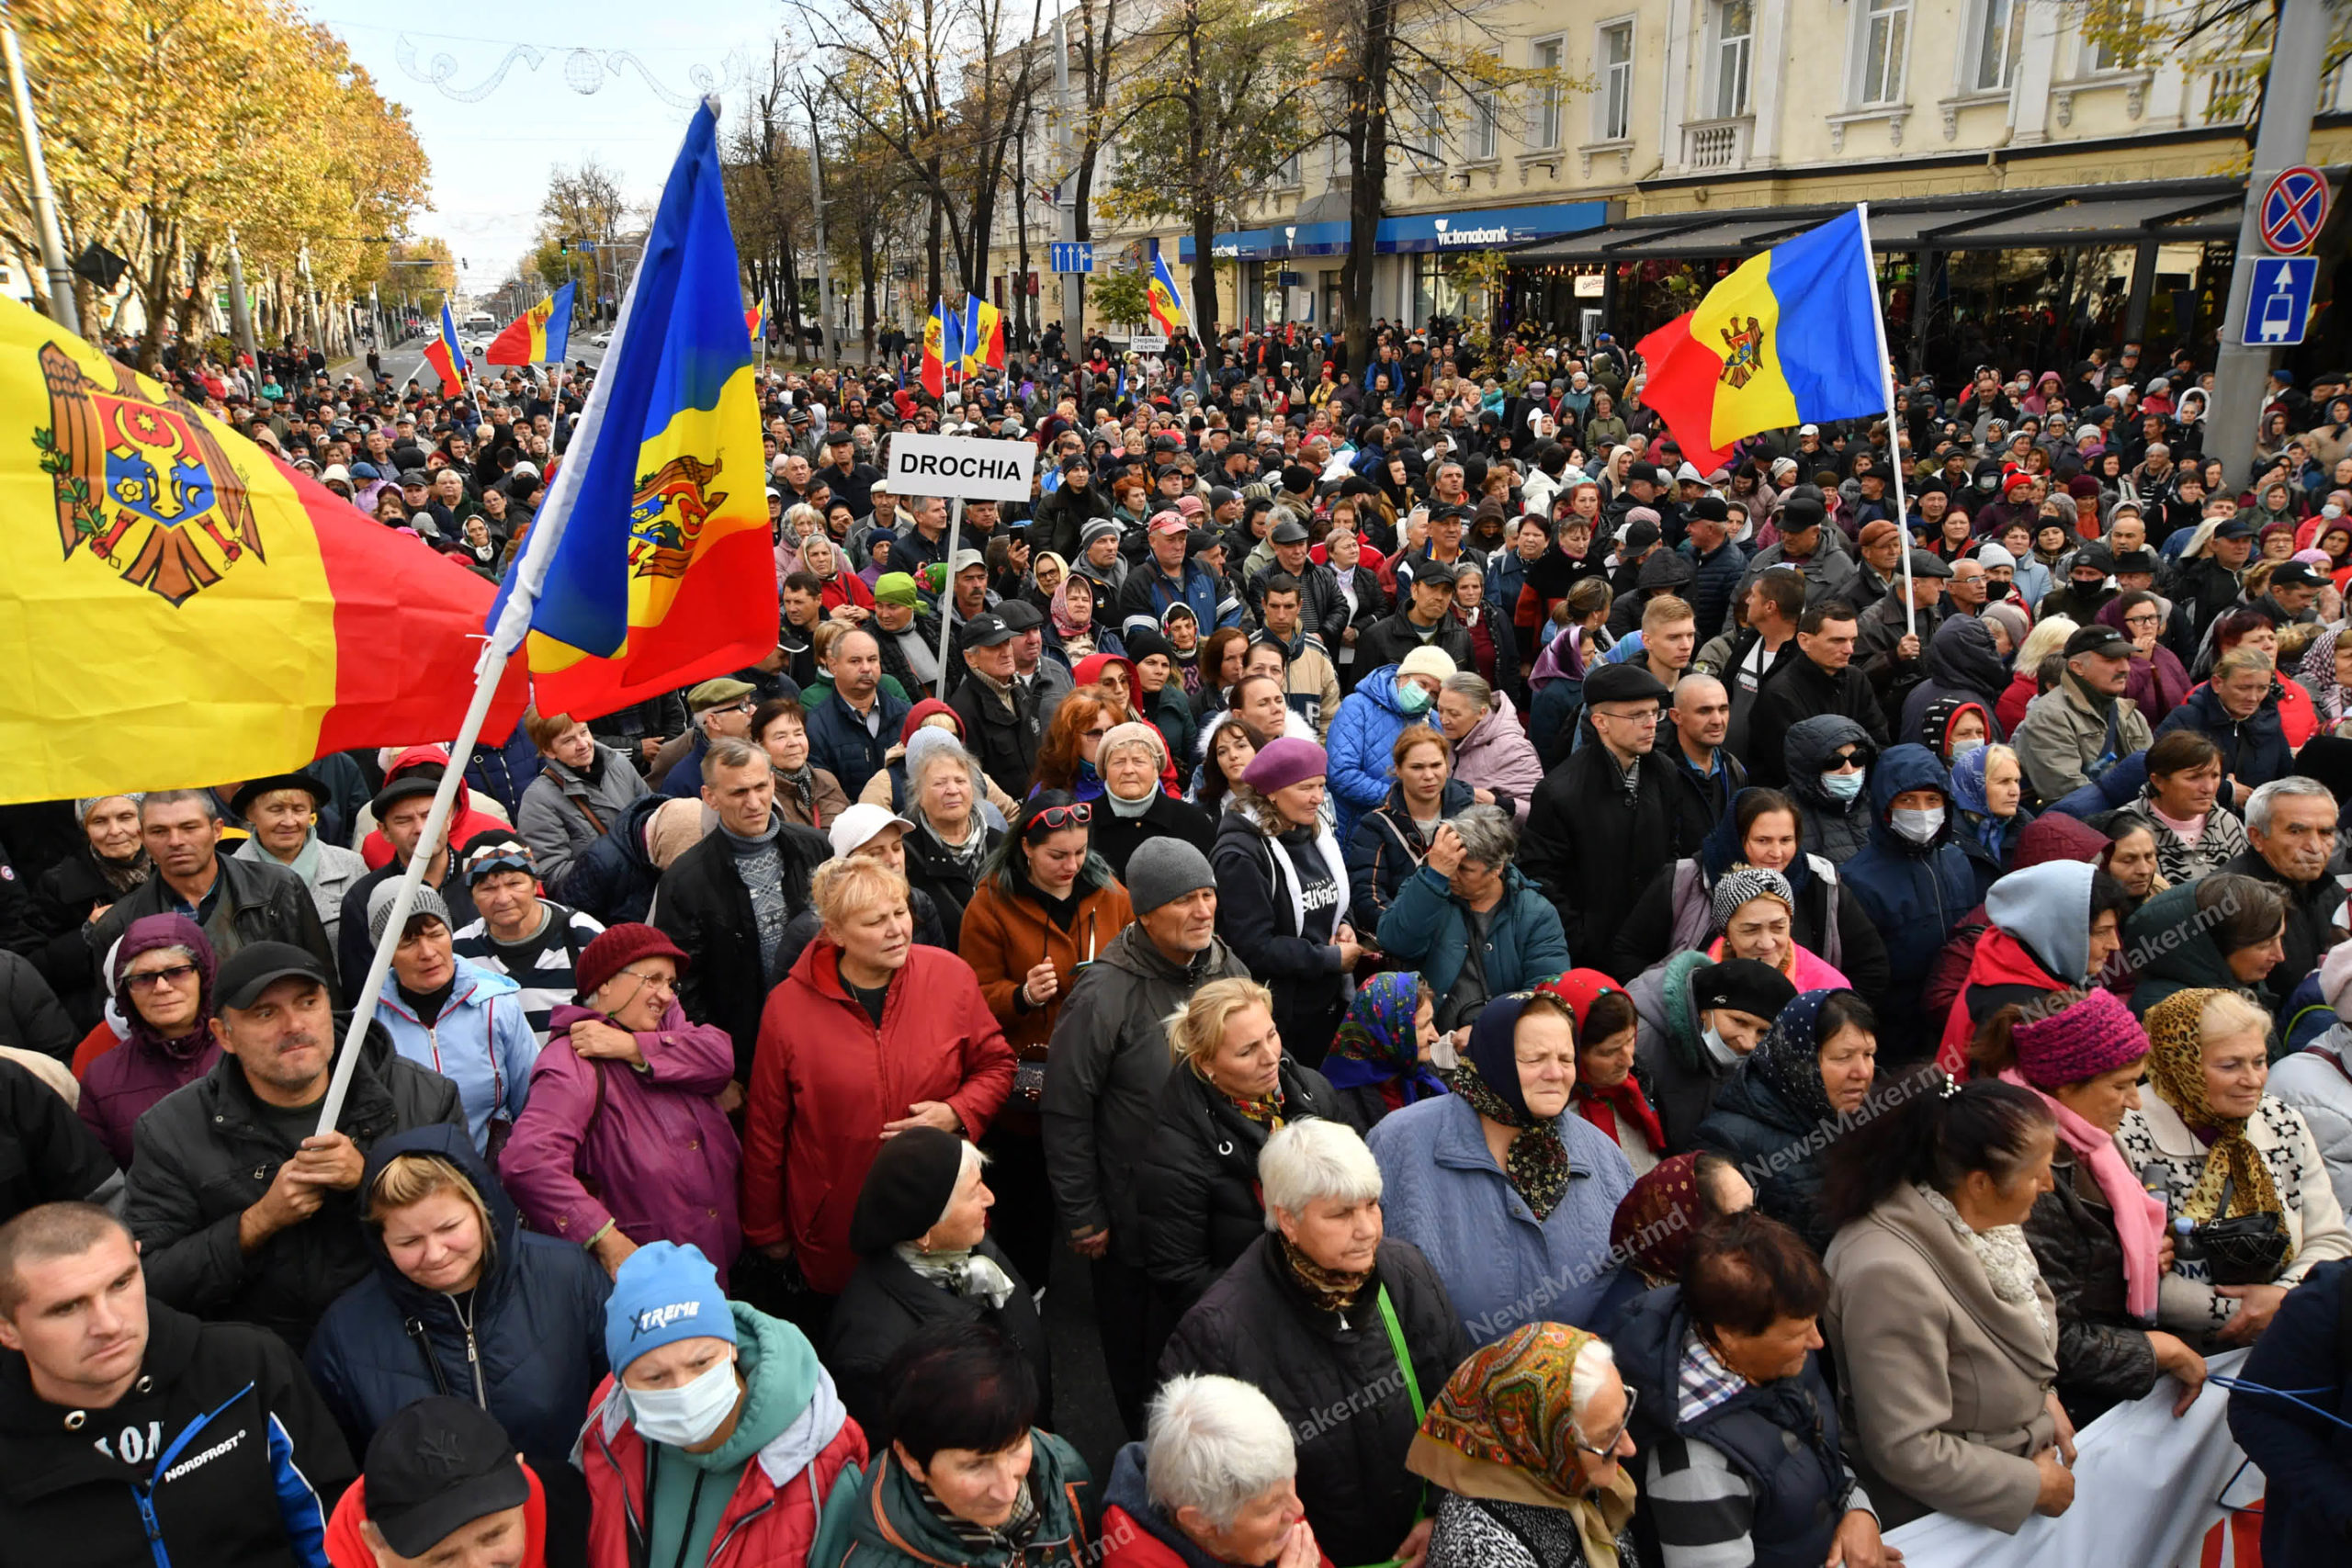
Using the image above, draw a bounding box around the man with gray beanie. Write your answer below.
[1041,837,1249,1435]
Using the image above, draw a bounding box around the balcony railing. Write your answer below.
[1683,117,1750,169]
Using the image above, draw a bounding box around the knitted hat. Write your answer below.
[367,881,450,946]
[575,921,691,1000]
[1710,866,1794,935]
[605,1242,735,1376]
[644,796,709,870]
[1240,737,1328,795]
[1125,838,1216,918]
[1396,646,1458,684]
[1690,957,1798,1021]
[848,1125,967,1253]
[2010,988,2149,1090]
[903,725,970,795]
[1080,518,1121,552]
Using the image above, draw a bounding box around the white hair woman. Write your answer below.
[1099,1374,1316,1568]
[895,728,1007,946]
[1159,1117,1472,1568]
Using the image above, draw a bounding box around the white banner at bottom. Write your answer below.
[1885,1350,2264,1568]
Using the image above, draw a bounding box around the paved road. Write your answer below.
[353,333,609,390]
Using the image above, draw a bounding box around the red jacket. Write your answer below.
[358,744,510,870]
[741,940,1015,1292]
[1937,924,2064,1073]
[1099,1506,1335,1568]
[820,571,877,615]
[324,1464,548,1568]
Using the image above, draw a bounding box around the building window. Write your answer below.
[1713,0,1752,118]
[1533,38,1564,148]
[1973,0,2024,89]
[1599,21,1634,140]
[1471,89,1498,159]
[1858,0,1910,105]
[1273,148,1301,184]
[1415,72,1444,156]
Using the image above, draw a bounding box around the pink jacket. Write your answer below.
[1447,694,1548,823]
[1706,936,1851,993]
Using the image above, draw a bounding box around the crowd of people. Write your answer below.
[5,313,2352,1568]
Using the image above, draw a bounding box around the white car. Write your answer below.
[589,331,612,347]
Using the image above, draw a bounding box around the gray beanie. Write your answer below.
[1125,838,1216,918]
[368,880,452,946]
[1080,518,1121,552]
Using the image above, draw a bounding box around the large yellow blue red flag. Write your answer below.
[0,297,528,801]
[484,282,575,366]
[422,302,469,387]
[1634,209,1884,471]
[922,299,964,398]
[488,100,775,720]
[961,294,1005,373]
[1147,252,1189,337]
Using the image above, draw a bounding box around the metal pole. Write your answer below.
[2210,0,2332,484]
[1856,203,1917,640]
[0,0,76,333]
[933,495,965,699]
[807,109,833,367]
[223,227,259,368]
[1054,6,1081,344]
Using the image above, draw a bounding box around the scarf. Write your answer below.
[1048,578,1092,639]
[95,845,153,897]
[1450,996,1572,1220]
[1406,1323,1638,1568]
[895,1241,1017,1309]
[921,810,990,879]
[1914,1180,2050,1336]
[1570,1077,1665,1159]
[1946,744,2012,862]
[2000,1067,2165,1320]
[2144,988,2290,1243]
[916,1466,1042,1559]
[1608,1154,1713,1287]
[1194,1058,1285,1127]
[1324,971,1449,1111]
[774,761,821,826]
[2301,626,2345,726]
[1747,989,1844,1128]
[1279,1234,1370,1314]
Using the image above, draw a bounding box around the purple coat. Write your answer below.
[77,914,221,1168]
[495,999,742,1282]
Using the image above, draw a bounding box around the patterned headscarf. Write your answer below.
[1709,866,1795,942]
[1609,1154,1714,1287]
[1542,970,1668,1156]
[1746,988,1849,1129]
[1406,1322,1637,1568]
[1450,993,1572,1220]
[2299,626,2346,727]
[2143,988,2289,1235]
[1049,576,1095,640]
[1324,971,1448,1109]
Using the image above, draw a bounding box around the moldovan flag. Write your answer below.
[487,99,775,721]
[484,282,575,365]
[962,294,1005,373]
[423,301,469,387]
[1634,208,1884,472]
[745,303,763,341]
[0,297,527,803]
[1147,252,1189,337]
[921,299,958,398]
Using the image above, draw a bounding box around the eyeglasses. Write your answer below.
[1591,707,1660,727]
[1030,802,1093,832]
[1573,1385,1638,1456]
[615,967,677,994]
[126,963,199,991]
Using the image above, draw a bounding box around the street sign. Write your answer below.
[1126,333,1169,352]
[1049,242,1094,274]
[2260,165,2332,254]
[2242,255,2318,345]
[885,433,1037,502]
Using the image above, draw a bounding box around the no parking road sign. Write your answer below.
[2260,166,2332,254]
[2242,256,2318,346]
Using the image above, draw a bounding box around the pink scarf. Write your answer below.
[2000,1067,2165,1321]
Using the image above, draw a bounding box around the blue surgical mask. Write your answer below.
[1821,770,1865,801]
[1396,682,1433,715]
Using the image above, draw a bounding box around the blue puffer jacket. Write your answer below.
[1374,863,1572,1010]
[371,955,538,1153]
[2154,681,2291,795]
[1327,666,1439,842]
[1839,743,1975,1057]
[305,1125,610,1544]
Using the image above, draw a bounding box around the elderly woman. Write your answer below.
[513,712,650,892]
[801,533,875,616]
[76,914,220,1168]
[307,1125,610,1563]
[366,883,537,1155]
[742,856,1016,1301]
[1973,988,2211,1423]
[1137,976,1346,1316]
[2136,728,2251,885]
[1346,727,1476,940]
[1371,990,1635,1338]
[1212,739,1360,1066]
[1322,969,1450,1129]
[959,791,1134,1283]
[1090,721,1216,882]
[1544,970,1663,1178]
[232,772,369,946]
[754,696,850,830]
[30,794,151,1028]
[1161,1119,1471,1568]
[1406,1323,1641,1568]
[1102,1374,1321,1568]
[2119,987,2352,1348]
[1613,1212,1886,1568]
[2126,873,2290,1024]
[1436,672,1544,823]
[1049,572,1114,664]
[1696,989,1881,1253]
[827,1130,1048,1451]
[1628,956,1797,1156]
[1606,1150,1754,1289]
[1704,867,1851,991]
[1376,807,1570,1029]
[1822,1076,2072,1531]
[1950,742,2032,904]
[498,923,741,1283]
[898,728,1009,946]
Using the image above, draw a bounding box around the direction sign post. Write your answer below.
[2260,165,2333,254]
[884,434,1040,698]
[2243,256,2319,346]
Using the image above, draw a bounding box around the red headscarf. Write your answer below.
[1541,969,1667,1155]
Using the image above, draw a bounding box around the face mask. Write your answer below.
[1950,738,1984,761]
[627,1354,741,1449]
[1820,770,1864,801]
[1700,1024,1743,1067]
[1396,682,1433,715]
[1984,581,2011,600]
[1892,807,1945,845]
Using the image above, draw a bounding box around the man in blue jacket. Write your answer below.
[2230,1257,2352,1568]
[1839,742,1973,1062]
[1117,513,1243,639]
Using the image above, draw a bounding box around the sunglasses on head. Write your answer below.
[1028,802,1093,835]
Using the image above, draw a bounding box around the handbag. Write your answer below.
[2192,1209,2290,1286]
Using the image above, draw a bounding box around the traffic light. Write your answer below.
[559,238,570,255]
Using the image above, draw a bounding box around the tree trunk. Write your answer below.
[925,186,944,307]
[136,219,179,374]
[1342,0,1393,373]
[172,243,213,352]
[1184,0,1217,340]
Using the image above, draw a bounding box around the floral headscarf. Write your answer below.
[2143,988,2288,1235]
[2299,626,2346,727]
[1049,576,1095,641]
[1609,1154,1715,1287]
[1323,971,1448,1110]
[1449,993,1572,1220]
[1746,988,1849,1129]
[1406,1322,1637,1568]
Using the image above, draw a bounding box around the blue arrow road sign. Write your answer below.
[1050,242,1094,274]
[2243,255,2318,347]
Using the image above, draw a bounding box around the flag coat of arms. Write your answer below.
[1147,253,1189,337]
[3,301,526,801]
[489,99,775,721]
[922,299,965,398]
[423,301,470,387]
[745,303,763,341]
[484,282,575,366]
[1634,209,1884,472]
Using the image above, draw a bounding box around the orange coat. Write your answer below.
[956,871,1134,1061]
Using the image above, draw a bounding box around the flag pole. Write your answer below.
[1855,202,1915,641]
[933,495,966,700]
